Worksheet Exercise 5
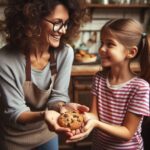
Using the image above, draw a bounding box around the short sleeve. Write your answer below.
[91,72,101,96]
[128,81,150,117]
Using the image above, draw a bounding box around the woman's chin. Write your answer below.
[49,41,60,48]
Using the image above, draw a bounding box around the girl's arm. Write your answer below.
[87,95,142,141]
[93,110,142,141]
[67,95,142,142]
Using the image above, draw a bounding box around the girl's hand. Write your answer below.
[66,112,98,143]
[83,112,99,122]
[66,119,98,143]
[60,103,89,113]
[44,110,71,134]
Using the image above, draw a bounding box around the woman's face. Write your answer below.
[39,4,69,48]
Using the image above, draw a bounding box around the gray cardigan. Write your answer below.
[0,44,74,125]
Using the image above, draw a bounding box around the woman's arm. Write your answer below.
[17,110,71,133]
[48,45,74,104]
[17,111,45,123]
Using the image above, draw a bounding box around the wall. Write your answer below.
[0,6,5,48]
[73,5,150,54]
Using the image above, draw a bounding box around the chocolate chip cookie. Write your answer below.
[58,111,84,130]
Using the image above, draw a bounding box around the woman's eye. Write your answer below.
[54,21,62,25]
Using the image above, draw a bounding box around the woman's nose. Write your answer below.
[59,26,67,34]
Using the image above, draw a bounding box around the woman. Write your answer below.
[0,0,88,150]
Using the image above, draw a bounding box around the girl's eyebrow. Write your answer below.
[101,38,114,43]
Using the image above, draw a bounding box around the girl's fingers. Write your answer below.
[66,133,88,143]
[71,130,76,135]
[75,129,80,134]
[69,132,87,140]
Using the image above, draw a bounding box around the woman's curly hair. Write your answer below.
[3,0,88,50]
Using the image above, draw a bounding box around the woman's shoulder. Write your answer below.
[0,45,25,69]
[0,45,9,57]
[56,44,74,62]
[61,43,74,56]
[0,45,13,64]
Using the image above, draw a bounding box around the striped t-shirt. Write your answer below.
[91,71,150,150]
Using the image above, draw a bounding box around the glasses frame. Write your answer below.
[44,18,69,32]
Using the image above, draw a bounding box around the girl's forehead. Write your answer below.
[101,32,114,40]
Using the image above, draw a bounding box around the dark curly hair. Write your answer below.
[3,0,87,50]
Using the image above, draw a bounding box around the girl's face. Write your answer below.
[39,4,69,48]
[99,34,128,68]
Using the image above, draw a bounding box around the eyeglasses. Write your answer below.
[44,18,69,32]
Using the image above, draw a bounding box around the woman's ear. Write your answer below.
[127,46,138,59]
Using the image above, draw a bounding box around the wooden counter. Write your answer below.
[71,62,140,76]
[71,64,101,76]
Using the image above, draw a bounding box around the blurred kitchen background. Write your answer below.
[0,0,149,150]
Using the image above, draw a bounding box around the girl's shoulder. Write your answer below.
[133,77,149,87]
[125,77,150,92]
[95,71,107,79]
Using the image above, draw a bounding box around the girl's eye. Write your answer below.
[107,42,115,48]
[100,42,104,47]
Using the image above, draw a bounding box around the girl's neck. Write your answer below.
[108,64,135,85]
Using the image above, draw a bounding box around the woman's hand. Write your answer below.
[60,103,89,113]
[44,110,71,134]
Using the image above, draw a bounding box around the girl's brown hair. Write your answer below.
[101,18,150,83]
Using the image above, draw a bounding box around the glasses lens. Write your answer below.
[53,21,69,32]
[53,22,63,32]
[64,23,68,30]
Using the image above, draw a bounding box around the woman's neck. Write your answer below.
[30,45,50,70]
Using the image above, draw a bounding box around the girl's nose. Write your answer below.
[99,46,106,54]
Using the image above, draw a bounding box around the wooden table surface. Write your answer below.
[71,62,140,76]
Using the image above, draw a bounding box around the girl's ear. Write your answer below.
[127,46,138,59]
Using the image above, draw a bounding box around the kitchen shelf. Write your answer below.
[86,3,150,22]
[86,3,150,9]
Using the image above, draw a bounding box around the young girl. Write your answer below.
[67,18,150,150]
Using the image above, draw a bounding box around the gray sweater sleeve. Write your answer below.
[0,47,30,125]
[48,44,74,103]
